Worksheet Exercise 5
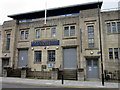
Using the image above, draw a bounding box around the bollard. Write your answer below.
[62,74,64,84]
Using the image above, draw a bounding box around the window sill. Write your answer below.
[107,33,120,35]
[34,62,42,64]
[2,51,10,53]
[85,48,99,50]
[63,36,77,39]
[18,40,29,42]
[47,61,55,64]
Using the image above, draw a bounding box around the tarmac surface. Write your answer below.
[0,77,120,89]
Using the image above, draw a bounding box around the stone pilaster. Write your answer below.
[51,68,58,80]
[77,68,84,81]
[3,69,7,77]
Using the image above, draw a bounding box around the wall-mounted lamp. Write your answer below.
[31,47,34,50]
[90,51,94,55]
[4,54,7,56]
[56,47,59,50]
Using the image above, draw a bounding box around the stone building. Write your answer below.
[1,2,120,80]
[0,25,2,76]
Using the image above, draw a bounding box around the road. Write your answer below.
[1,83,119,90]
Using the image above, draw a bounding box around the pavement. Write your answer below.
[0,77,120,89]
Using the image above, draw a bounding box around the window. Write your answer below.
[0,31,1,40]
[36,29,40,38]
[34,51,42,62]
[51,28,56,37]
[117,22,120,33]
[70,26,75,36]
[20,31,24,40]
[48,50,55,62]
[20,30,29,40]
[107,23,111,33]
[112,22,117,33]
[114,48,119,59]
[109,48,113,59]
[64,27,69,36]
[6,34,11,50]
[87,26,94,48]
[64,26,76,37]
[25,31,29,39]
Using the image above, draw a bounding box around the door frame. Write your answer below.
[62,47,77,70]
[85,57,100,80]
[18,49,28,68]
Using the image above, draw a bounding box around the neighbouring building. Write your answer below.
[1,2,120,80]
[0,25,2,76]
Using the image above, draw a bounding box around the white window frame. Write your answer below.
[63,25,76,37]
[20,29,29,40]
[35,29,40,39]
[51,27,56,38]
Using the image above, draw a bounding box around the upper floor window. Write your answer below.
[36,29,40,39]
[20,30,29,40]
[64,26,76,37]
[20,31,24,40]
[51,28,56,38]
[117,22,120,33]
[6,34,11,50]
[106,23,111,33]
[70,26,75,36]
[48,50,55,62]
[112,22,117,33]
[0,31,1,40]
[34,51,42,62]
[87,26,94,48]
[25,31,29,39]
[106,21,120,34]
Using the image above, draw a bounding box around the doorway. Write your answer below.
[86,58,99,79]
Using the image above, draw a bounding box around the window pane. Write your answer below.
[6,34,11,50]
[51,28,56,37]
[88,26,94,48]
[64,27,69,36]
[0,31,1,40]
[34,51,42,62]
[87,60,91,66]
[106,23,111,33]
[88,33,94,39]
[20,31,24,40]
[117,22,120,33]
[36,29,40,38]
[25,31,29,39]
[109,48,113,59]
[88,43,94,48]
[114,48,119,59]
[112,22,117,33]
[70,26,75,36]
[88,26,94,33]
[48,50,55,62]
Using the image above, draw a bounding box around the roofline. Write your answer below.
[8,1,103,20]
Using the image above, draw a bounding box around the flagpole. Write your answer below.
[45,0,47,25]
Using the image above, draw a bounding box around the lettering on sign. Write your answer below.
[31,40,60,46]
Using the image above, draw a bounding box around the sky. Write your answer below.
[0,0,119,25]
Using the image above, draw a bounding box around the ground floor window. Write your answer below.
[34,51,42,62]
[48,50,55,62]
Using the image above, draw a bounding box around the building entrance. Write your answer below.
[86,58,99,79]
